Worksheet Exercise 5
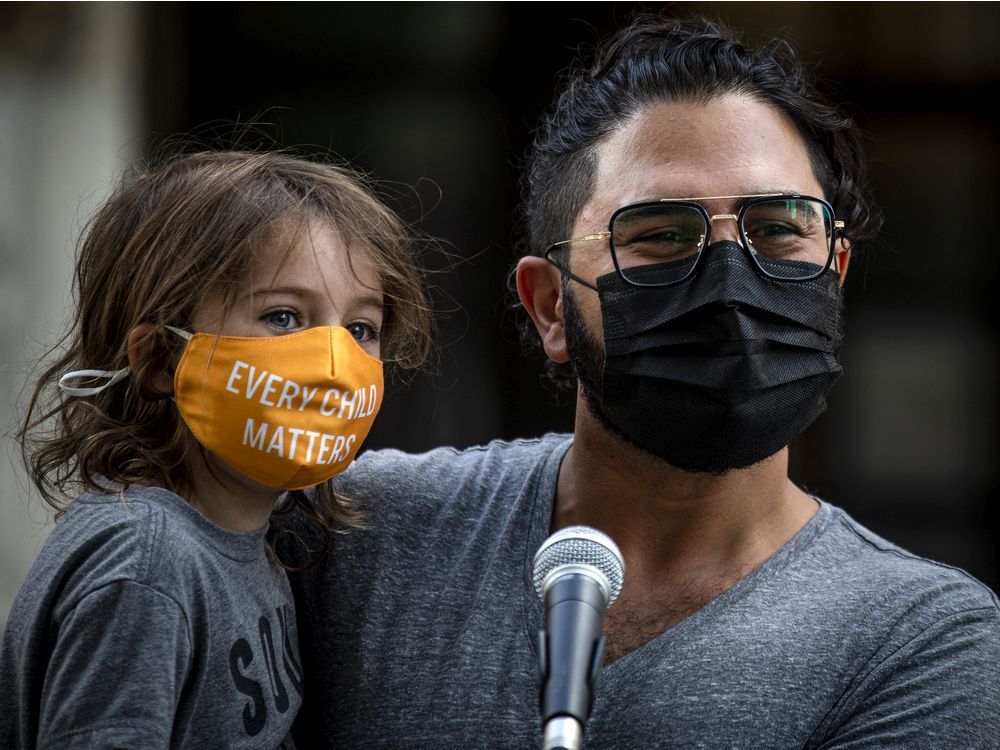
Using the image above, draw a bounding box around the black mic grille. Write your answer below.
[532,526,625,604]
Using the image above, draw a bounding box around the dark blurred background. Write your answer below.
[2,3,998,618]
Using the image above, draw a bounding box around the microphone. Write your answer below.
[533,526,625,750]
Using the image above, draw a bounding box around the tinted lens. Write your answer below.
[742,198,833,278]
[610,204,706,285]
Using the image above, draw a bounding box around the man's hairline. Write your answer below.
[533,90,838,260]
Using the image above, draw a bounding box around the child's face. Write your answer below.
[190,219,385,359]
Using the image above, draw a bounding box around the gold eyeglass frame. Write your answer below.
[544,193,845,287]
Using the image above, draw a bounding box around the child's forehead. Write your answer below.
[246,218,382,293]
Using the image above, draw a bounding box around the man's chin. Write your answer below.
[577,380,755,478]
[564,277,749,478]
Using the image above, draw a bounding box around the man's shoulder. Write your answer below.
[811,502,998,627]
[770,503,1000,744]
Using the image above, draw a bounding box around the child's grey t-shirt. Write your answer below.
[0,485,300,749]
[283,434,1000,748]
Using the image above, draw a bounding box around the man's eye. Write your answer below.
[764,223,794,236]
[748,221,798,237]
[638,230,687,243]
[264,310,300,330]
[346,321,379,342]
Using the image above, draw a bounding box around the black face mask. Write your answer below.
[563,241,844,474]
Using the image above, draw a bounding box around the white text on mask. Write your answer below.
[224,360,377,420]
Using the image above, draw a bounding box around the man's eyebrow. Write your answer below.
[672,189,797,201]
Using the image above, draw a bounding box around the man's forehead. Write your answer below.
[583,94,821,223]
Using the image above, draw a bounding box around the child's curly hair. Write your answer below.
[19,149,433,551]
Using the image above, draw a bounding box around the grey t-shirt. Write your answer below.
[281,434,1000,748]
[0,485,301,749]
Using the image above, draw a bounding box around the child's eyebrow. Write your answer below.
[250,285,385,310]
[350,295,385,312]
[251,285,314,299]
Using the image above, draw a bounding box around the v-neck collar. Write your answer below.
[519,440,833,673]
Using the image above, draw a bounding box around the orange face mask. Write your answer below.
[170,325,383,489]
[59,326,384,490]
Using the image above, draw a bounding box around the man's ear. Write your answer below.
[126,323,175,399]
[516,256,570,364]
[835,238,851,287]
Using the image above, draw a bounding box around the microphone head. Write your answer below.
[533,525,625,606]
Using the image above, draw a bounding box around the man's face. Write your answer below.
[563,92,829,341]
[558,93,840,468]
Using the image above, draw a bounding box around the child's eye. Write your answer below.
[346,321,379,342]
[263,309,300,331]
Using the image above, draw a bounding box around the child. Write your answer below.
[0,150,432,748]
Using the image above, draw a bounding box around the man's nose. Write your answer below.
[708,214,742,244]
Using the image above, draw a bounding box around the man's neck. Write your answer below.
[553,398,818,661]
[554,397,817,590]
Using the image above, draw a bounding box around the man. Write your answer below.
[281,17,999,747]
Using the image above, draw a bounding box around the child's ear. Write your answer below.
[126,324,175,399]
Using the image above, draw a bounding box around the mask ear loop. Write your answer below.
[58,368,130,397]
[57,326,193,397]
[164,325,192,341]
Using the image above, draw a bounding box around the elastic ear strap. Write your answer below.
[57,326,190,397]
[165,325,192,340]
[58,367,131,397]
[545,257,599,292]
